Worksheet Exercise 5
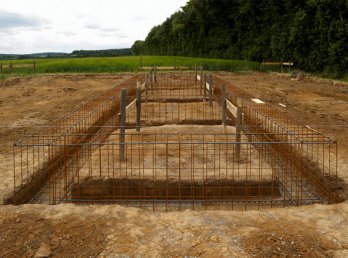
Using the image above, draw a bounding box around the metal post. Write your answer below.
[139,55,143,70]
[0,63,2,75]
[33,60,36,75]
[235,106,242,162]
[145,75,148,99]
[209,74,213,107]
[136,83,142,132]
[154,66,157,83]
[221,84,227,130]
[119,88,127,161]
[195,65,197,83]
[203,73,207,99]
[200,67,203,94]
[10,63,12,75]
[150,70,154,93]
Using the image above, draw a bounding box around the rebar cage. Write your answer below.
[10,72,341,210]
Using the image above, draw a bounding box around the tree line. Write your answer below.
[132,0,347,78]
[71,48,131,57]
[0,49,132,60]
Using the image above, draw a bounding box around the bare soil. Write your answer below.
[0,72,347,257]
[0,74,131,202]
[0,204,347,257]
[218,72,348,183]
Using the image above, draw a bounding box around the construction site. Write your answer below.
[6,69,342,211]
[1,70,348,257]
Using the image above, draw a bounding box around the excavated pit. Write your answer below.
[71,179,281,203]
[9,72,341,209]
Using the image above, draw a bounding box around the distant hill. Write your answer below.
[0,52,68,60]
[0,48,132,60]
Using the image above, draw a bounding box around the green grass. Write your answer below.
[1,56,346,81]
[0,56,266,75]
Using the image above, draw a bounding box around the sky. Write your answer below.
[0,0,188,54]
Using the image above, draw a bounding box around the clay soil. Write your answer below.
[0,72,347,257]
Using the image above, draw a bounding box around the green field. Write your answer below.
[0,56,267,75]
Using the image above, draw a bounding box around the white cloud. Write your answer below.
[0,10,44,28]
[0,0,188,54]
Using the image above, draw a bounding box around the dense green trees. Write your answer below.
[138,0,347,77]
[131,40,145,55]
[71,49,131,57]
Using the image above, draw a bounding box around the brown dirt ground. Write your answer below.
[0,74,131,202]
[0,72,347,257]
[218,72,348,184]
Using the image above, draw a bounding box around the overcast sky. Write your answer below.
[0,0,188,54]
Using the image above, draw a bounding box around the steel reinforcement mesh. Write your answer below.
[9,71,341,210]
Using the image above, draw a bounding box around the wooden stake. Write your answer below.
[200,67,203,94]
[145,74,149,100]
[139,55,143,70]
[221,84,227,130]
[136,83,142,132]
[235,106,242,162]
[203,73,207,99]
[33,60,36,75]
[209,74,213,107]
[150,70,154,93]
[119,88,127,161]
[194,65,197,83]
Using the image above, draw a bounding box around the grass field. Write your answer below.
[0,56,266,74]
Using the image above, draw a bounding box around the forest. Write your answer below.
[71,48,132,57]
[132,0,347,78]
